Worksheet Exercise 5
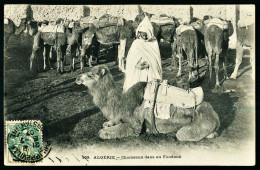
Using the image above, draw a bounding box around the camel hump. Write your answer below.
[144,80,204,108]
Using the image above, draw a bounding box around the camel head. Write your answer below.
[190,17,205,32]
[15,18,28,35]
[76,65,110,88]
[27,20,38,36]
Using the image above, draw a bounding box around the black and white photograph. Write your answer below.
[3,4,255,166]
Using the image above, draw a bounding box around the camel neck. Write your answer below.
[89,75,117,108]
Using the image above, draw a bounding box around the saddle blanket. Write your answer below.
[144,100,171,119]
[176,25,194,35]
[40,25,65,33]
[206,18,229,30]
[150,16,175,25]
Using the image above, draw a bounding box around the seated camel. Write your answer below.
[230,20,255,80]
[76,65,220,141]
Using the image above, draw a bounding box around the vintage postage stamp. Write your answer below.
[5,120,43,164]
[4,4,255,166]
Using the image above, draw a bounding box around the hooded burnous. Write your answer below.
[123,16,162,92]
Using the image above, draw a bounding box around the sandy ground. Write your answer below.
[4,32,255,165]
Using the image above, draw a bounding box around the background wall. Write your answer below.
[4,4,255,48]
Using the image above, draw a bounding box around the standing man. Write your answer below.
[123,16,162,92]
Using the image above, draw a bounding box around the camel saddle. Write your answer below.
[79,16,97,28]
[144,80,204,109]
[150,16,175,26]
[176,25,195,35]
[205,18,229,30]
[40,24,65,33]
[96,14,124,28]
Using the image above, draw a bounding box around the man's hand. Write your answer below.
[136,61,149,70]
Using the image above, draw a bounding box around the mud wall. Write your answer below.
[4,4,255,48]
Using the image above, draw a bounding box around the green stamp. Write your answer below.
[6,120,43,163]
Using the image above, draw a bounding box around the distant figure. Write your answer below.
[123,16,162,92]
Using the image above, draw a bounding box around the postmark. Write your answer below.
[5,120,43,164]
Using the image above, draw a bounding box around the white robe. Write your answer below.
[123,38,162,92]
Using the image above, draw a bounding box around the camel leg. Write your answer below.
[30,47,38,71]
[98,122,139,139]
[30,32,42,71]
[48,46,53,69]
[60,46,66,73]
[223,49,229,80]
[188,50,195,81]
[80,45,86,73]
[177,49,182,77]
[195,47,199,77]
[171,41,177,70]
[230,41,243,79]
[68,44,77,72]
[43,45,51,71]
[56,46,62,74]
[208,51,213,84]
[49,46,53,59]
[88,54,93,68]
[118,39,126,72]
[176,102,220,141]
[214,53,220,87]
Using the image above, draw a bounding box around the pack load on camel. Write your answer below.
[95,14,124,28]
[30,18,67,73]
[204,18,234,37]
[39,20,65,33]
[144,79,203,120]
[95,14,125,44]
[77,16,100,70]
[171,23,199,81]
[144,80,203,109]
[78,14,135,73]
[176,25,195,35]
[204,17,234,88]
[79,16,97,29]
[150,15,175,25]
